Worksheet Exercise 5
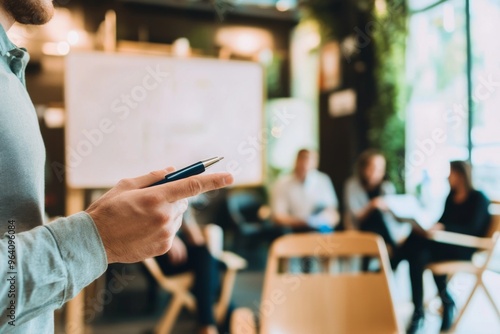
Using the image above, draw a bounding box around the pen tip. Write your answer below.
[203,156,224,169]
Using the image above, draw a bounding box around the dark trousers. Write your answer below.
[360,209,398,250]
[154,244,224,326]
[360,210,475,311]
[393,232,475,311]
[359,210,398,271]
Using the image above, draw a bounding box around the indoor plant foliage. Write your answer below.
[305,0,409,191]
[369,0,408,192]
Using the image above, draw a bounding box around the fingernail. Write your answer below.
[223,174,234,185]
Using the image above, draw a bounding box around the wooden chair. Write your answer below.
[143,224,247,334]
[427,214,500,331]
[231,232,403,334]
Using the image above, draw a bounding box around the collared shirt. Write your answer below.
[271,169,339,221]
[0,24,107,333]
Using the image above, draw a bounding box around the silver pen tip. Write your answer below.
[202,157,224,169]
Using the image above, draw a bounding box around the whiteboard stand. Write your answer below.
[65,188,86,334]
[65,10,118,331]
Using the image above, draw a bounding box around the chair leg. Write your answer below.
[156,294,185,334]
[450,278,482,332]
[482,282,500,320]
[214,269,237,324]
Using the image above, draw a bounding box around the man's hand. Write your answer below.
[166,236,189,266]
[307,208,340,229]
[85,167,233,264]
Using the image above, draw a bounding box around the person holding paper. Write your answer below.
[344,150,431,333]
[344,149,412,249]
[271,149,340,233]
[405,161,491,333]
[0,2,233,333]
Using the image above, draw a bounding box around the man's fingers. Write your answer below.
[159,173,233,202]
[117,167,176,190]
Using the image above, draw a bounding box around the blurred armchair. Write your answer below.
[226,188,282,252]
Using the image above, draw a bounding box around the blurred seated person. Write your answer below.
[344,149,429,332]
[271,148,340,233]
[344,149,412,250]
[152,206,231,334]
[404,161,491,333]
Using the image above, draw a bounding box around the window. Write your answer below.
[406,0,500,201]
[470,0,500,199]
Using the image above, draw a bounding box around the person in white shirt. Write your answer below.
[271,149,340,233]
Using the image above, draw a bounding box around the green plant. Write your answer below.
[369,0,408,192]
[305,0,409,192]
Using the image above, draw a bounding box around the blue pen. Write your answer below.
[150,157,224,186]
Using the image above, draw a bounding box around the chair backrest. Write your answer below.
[481,213,500,273]
[259,232,403,334]
[485,213,500,238]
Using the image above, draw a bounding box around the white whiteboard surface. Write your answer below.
[65,51,264,188]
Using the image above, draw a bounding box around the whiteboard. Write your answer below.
[65,51,264,188]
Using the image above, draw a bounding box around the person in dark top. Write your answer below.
[404,161,491,333]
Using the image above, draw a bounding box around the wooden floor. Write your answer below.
[84,261,500,334]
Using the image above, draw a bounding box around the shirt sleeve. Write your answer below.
[322,175,338,209]
[0,212,108,330]
[381,181,397,195]
[344,178,366,217]
[271,179,289,216]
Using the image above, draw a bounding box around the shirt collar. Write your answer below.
[293,169,316,185]
[0,23,17,57]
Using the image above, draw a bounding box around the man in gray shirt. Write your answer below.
[0,1,233,332]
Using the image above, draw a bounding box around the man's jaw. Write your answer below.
[0,5,16,31]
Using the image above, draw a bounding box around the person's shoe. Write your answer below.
[441,294,455,332]
[440,301,456,332]
[407,309,425,334]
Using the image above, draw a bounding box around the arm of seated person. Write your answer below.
[354,198,387,225]
[272,213,308,228]
[166,236,189,266]
[181,207,206,246]
[309,207,340,229]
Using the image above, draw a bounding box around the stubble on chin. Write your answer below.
[3,0,54,25]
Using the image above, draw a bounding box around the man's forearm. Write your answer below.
[0,213,107,330]
[272,214,307,228]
